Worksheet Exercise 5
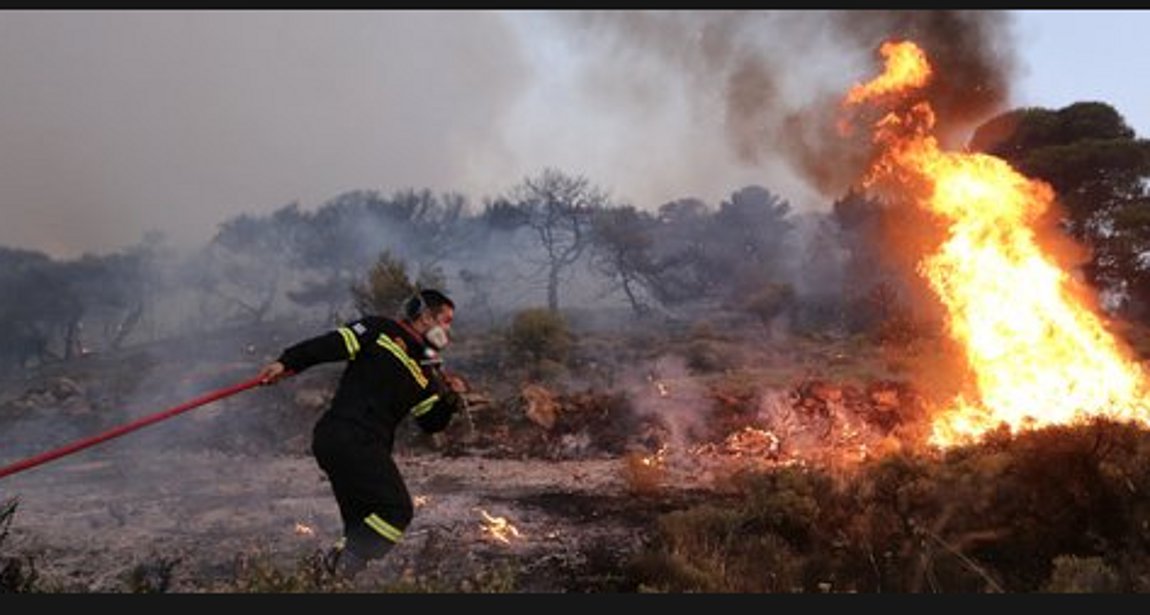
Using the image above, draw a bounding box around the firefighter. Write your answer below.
[257,288,466,579]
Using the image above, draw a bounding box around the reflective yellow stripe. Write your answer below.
[337,327,361,359]
[376,335,428,388]
[364,513,403,543]
[410,394,440,417]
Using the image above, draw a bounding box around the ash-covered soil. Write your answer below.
[0,331,924,593]
[1,440,755,592]
[3,449,606,591]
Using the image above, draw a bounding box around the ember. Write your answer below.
[655,381,669,397]
[691,427,780,459]
[478,508,521,544]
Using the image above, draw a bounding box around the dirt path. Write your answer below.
[2,446,685,592]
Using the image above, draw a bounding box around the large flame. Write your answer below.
[846,40,1150,448]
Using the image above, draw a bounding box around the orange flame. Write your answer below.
[846,40,932,106]
[478,508,522,544]
[845,40,1150,448]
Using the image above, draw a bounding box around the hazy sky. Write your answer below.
[0,10,1146,259]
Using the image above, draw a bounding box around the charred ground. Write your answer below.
[4,319,1150,593]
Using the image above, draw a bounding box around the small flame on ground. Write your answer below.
[642,444,668,467]
[478,508,522,544]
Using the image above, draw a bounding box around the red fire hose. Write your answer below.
[0,374,267,480]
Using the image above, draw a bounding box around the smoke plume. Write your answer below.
[549,10,1020,199]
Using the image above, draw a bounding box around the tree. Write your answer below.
[197,204,308,326]
[708,185,795,295]
[459,267,497,328]
[0,247,58,369]
[349,250,445,318]
[830,187,938,336]
[67,241,161,352]
[374,188,472,274]
[641,197,716,308]
[638,186,798,316]
[287,189,473,323]
[588,205,661,317]
[289,194,381,322]
[507,168,608,312]
[788,211,850,334]
[970,102,1146,240]
[478,197,529,231]
[969,101,1150,319]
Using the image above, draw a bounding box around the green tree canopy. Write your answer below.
[969,101,1150,320]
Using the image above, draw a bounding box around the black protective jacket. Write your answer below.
[276,315,461,450]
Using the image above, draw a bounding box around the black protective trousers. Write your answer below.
[311,415,414,560]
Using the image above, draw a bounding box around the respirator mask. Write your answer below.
[424,325,450,351]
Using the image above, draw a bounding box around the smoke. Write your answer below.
[0,11,1020,260]
[0,11,533,258]
[545,10,1020,200]
[620,354,712,451]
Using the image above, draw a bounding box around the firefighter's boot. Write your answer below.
[323,537,366,581]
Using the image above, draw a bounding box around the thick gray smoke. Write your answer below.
[548,10,1019,199]
[0,11,1019,260]
[0,11,532,258]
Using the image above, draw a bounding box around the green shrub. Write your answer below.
[743,282,796,328]
[504,308,572,368]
